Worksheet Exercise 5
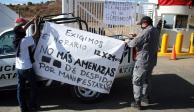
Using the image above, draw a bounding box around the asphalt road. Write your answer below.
[0,57,194,112]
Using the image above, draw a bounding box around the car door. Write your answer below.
[0,29,17,88]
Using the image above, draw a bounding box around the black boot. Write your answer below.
[131,100,142,110]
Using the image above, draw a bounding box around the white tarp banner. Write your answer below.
[103,1,135,25]
[33,22,125,93]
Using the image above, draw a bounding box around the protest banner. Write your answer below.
[33,22,125,93]
[103,1,135,25]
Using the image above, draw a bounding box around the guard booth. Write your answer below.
[157,0,194,50]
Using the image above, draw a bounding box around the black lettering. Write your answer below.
[88,38,94,43]
[80,70,86,76]
[71,33,76,37]
[65,64,71,71]
[94,74,100,81]
[39,63,45,68]
[74,59,81,66]
[0,73,17,80]
[2,65,15,72]
[72,67,76,74]
[69,74,76,82]
[102,77,108,83]
[93,82,99,88]
[74,42,78,48]
[56,51,72,63]
[82,60,89,68]
[77,77,82,83]
[99,83,104,89]
[107,54,116,61]
[64,40,69,45]
[79,35,84,41]
[39,62,55,73]
[59,40,63,44]
[104,68,115,77]
[58,71,76,82]
[96,66,106,74]
[102,52,108,58]
[13,65,15,71]
[87,62,93,69]
[13,73,17,79]
[40,46,54,55]
[65,29,72,36]
[82,79,87,85]
[110,68,116,77]
[50,67,55,73]
[105,68,111,76]
[0,74,6,79]
[94,49,101,56]
[74,59,116,76]
[0,66,2,72]
[87,80,92,86]
[6,73,11,79]
[94,40,99,45]
[99,41,103,48]
[91,63,97,71]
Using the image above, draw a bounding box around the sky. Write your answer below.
[0,0,49,5]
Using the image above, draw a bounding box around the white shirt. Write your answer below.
[26,25,33,36]
[16,36,35,69]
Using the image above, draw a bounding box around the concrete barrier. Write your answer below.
[158,32,194,57]
[189,33,194,54]
[160,33,169,54]
[175,32,183,54]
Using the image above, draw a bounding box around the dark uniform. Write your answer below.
[127,16,160,109]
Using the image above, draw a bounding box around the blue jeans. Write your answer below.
[16,68,37,111]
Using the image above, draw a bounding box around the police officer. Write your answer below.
[125,16,160,110]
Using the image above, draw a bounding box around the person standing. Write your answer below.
[156,19,162,34]
[13,16,40,112]
[125,16,160,110]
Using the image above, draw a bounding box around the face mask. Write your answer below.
[141,23,148,29]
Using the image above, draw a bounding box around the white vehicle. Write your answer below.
[0,14,135,102]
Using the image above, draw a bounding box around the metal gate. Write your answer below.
[71,0,156,36]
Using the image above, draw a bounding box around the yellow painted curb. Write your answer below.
[158,52,194,56]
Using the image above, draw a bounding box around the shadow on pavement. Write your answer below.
[146,74,194,110]
[0,74,194,111]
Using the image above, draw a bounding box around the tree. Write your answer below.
[27,2,33,6]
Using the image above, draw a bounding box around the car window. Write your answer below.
[0,30,15,55]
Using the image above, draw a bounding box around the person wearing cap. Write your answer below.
[15,18,35,37]
[13,16,40,112]
[125,16,160,110]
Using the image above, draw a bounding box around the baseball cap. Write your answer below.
[136,16,153,25]
[15,18,27,27]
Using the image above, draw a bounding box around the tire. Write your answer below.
[71,85,102,102]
